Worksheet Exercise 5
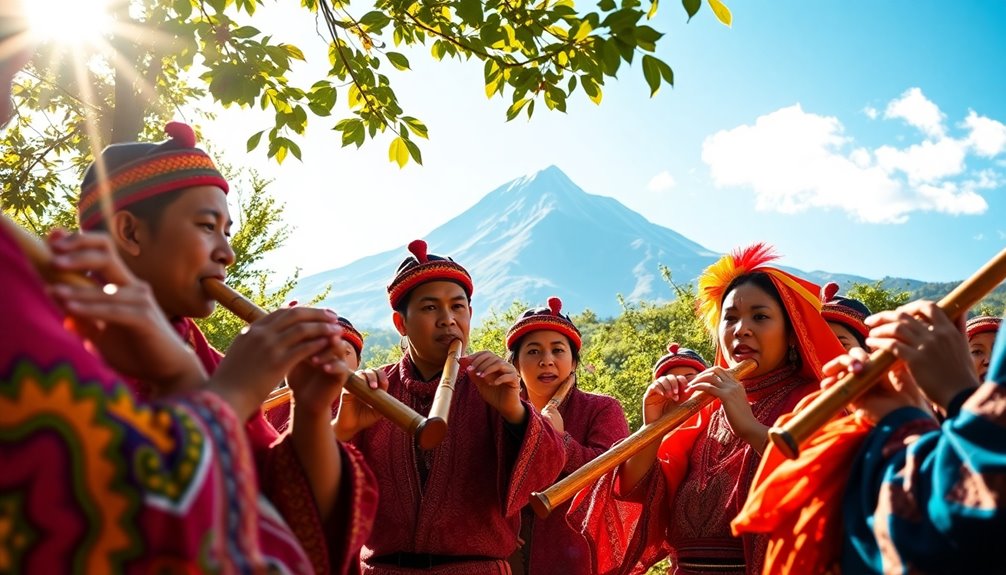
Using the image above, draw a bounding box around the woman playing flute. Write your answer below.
[735,302,1004,574]
[504,297,629,575]
[74,123,376,574]
[569,243,845,575]
[338,240,566,574]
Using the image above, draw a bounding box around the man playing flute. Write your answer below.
[339,240,567,573]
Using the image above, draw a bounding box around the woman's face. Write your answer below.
[516,330,576,398]
[970,332,996,381]
[829,321,863,352]
[719,282,791,377]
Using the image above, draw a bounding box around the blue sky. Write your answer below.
[198,0,1006,284]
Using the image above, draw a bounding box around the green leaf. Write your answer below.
[403,138,423,165]
[601,39,621,76]
[246,130,264,152]
[681,0,700,19]
[231,25,260,38]
[707,0,732,26]
[386,52,410,71]
[506,98,530,121]
[573,20,593,41]
[283,44,306,61]
[457,0,484,26]
[642,54,661,96]
[598,0,616,10]
[389,136,409,168]
[401,116,428,139]
[287,140,302,161]
[647,0,659,19]
[173,0,192,19]
[581,76,603,104]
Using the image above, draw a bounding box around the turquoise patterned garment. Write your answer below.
[842,327,1006,574]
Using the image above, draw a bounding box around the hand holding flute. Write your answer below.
[203,278,447,448]
[531,358,757,517]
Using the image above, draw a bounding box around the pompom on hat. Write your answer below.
[820,282,871,340]
[78,122,228,230]
[967,315,1002,340]
[337,317,365,356]
[387,239,473,309]
[506,297,582,352]
[652,343,709,379]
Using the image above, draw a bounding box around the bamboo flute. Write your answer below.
[423,338,464,443]
[530,358,757,518]
[768,246,1006,459]
[202,277,447,449]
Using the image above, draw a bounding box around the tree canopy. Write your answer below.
[3,0,732,229]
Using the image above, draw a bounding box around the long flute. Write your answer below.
[423,338,464,446]
[202,277,448,449]
[530,358,757,518]
[768,246,1006,459]
[546,372,577,409]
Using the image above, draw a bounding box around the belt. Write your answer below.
[371,552,495,569]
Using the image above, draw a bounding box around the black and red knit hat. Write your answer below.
[506,297,582,352]
[652,343,709,379]
[78,122,228,230]
[967,315,1002,340]
[337,317,365,356]
[387,239,473,309]
[820,282,871,341]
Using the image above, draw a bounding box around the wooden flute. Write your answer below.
[202,277,448,449]
[425,338,464,433]
[768,246,1006,459]
[530,358,757,518]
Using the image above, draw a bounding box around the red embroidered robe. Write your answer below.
[351,354,567,574]
[569,366,817,575]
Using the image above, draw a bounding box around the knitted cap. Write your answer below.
[337,316,365,356]
[506,297,582,352]
[387,239,473,309]
[967,315,1002,340]
[820,282,871,340]
[653,343,709,379]
[78,122,228,230]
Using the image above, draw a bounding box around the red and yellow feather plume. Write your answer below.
[697,242,779,333]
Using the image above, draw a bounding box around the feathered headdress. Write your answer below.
[696,242,842,381]
[698,243,780,333]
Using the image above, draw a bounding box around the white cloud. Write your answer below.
[864,106,878,120]
[975,233,985,241]
[874,138,968,183]
[885,87,945,138]
[701,93,1002,224]
[646,170,676,192]
[964,110,1006,157]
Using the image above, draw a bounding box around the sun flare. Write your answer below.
[25,0,113,46]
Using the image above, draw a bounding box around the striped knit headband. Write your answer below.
[506,297,582,352]
[78,122,228,230]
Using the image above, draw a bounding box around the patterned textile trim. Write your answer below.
[822,305,869,338]
[967,316,1002,340]
[0,362,139,574]
[505,315,582,351]
[78,150,227,229]
[387,261,472,308]
[265,439,330,575]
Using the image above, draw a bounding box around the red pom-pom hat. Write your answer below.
[387,240,473,309]
[78,122,228,230]
[967,315,1002,340]
[652,343,710,379]
[506,296,582,352]
[820,282,871,340]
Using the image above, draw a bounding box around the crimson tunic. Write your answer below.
[351,354,567,574]
[0,226,313,572]
[514,387,629,575]
[569,366,818,575]
[173,318,378,575]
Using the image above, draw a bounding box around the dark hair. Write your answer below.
[505,333,581,367]
[88,189,184,235]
